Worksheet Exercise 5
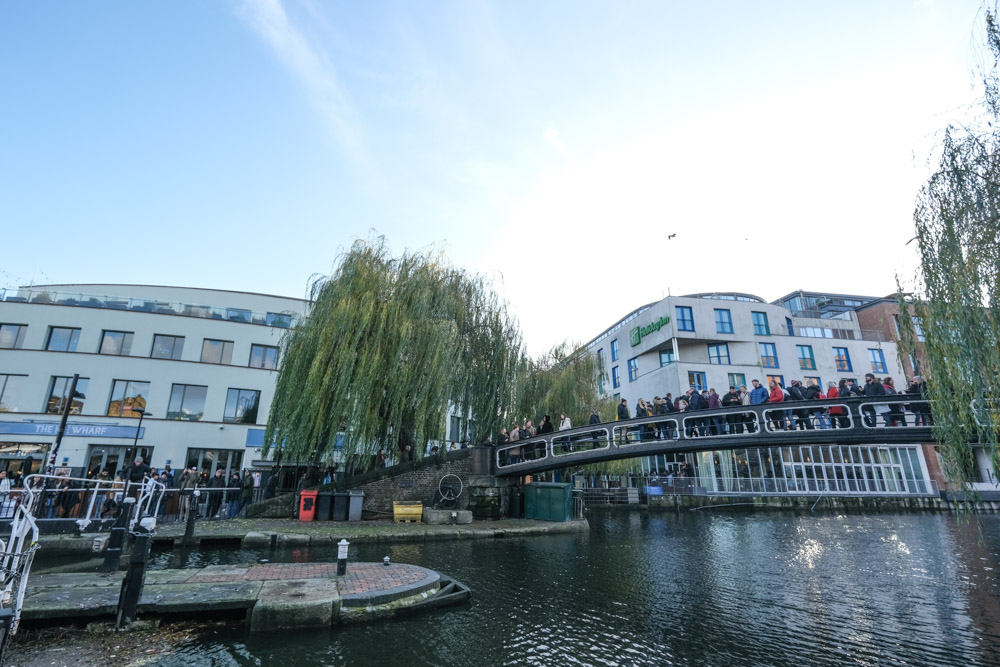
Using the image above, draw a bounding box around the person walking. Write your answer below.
[226,472,242,518]
[177,466,198,523]
[207,469,226,519]
[236,469,255,517]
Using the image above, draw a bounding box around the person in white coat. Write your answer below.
[558,413,572,431]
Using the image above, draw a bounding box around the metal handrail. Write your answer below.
[1,287,299,329]
[494,396,935,474]
[637,476,940,498]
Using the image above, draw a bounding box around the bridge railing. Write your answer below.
[495,396,933,473]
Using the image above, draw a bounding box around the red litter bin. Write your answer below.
[299,490,319,521]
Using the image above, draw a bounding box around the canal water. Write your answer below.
[150,510,1000,666]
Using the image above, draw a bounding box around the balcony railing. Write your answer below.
[1,288,300,329]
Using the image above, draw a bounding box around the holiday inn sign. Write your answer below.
[630,315,670,346]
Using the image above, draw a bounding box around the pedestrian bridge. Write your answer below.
[494,396,934,477]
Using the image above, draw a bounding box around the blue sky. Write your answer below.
[0,1,987,354]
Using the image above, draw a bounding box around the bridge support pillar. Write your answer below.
[466,475,520,519]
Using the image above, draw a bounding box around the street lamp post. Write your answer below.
[49,374,86,474]
[127,408,150,464]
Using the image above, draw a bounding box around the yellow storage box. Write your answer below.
[393,501,423,523]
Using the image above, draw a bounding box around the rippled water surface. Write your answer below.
[152,510,1000,666]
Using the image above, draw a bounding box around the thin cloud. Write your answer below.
[236,0,364,159]
[543,127,569,157]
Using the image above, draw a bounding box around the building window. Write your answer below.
[266,312,293,328]
[107,380,151,417]
[226,308,251,323]
[759,342,778,368]
[627,358,639,382]
[0,374,29,412]
[249,344,279,370]
[708,343,730,365]
[201,339,234,365]
[687,371,707,392]
[752,312,770,336]
[0,324,26,349]
[676,306,695,332]
[767,374,784,388]
[597,348,606,370]
[659,350,675,366]
[610,339,619,362]
[99,330,134,356]
[714,309,733,334]
[796,345,816,370]
[46,327,80,352]
[786,317,794,336]
[167,384,208,421]
[224,389,261,424]
[912,317,926,342]
[834,347,852,372]
[868,348,887,374]
[46,376,90,415]
[728,373,746,389]
[804,376,821,388]
[151,335,185,360]
[598,373,606,395]
[186,448,244,480]
[612,366,621,389]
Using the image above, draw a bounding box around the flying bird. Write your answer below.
[667,234,677,240]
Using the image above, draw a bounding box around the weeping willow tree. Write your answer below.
[513,342,619,480]
[899,6,1000,495]
[264,238,524,463]
[514,342,615,430]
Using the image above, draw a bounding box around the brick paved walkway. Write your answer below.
[185,561,433,596]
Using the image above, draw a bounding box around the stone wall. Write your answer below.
[355,454,473,517]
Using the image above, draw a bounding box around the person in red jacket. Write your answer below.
[768,380,785,430]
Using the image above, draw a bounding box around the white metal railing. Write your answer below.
[19,481,251,527]
[637,476,940,498]
[0,287,298,329]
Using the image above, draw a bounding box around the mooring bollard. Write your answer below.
[337,538,349,576]
[101,498,135,573]
[116,523,152,629]
[182,488,200,546]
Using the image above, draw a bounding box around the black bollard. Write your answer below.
[116,527,152,629]
[182,496,198,547]
[101,499,134,573]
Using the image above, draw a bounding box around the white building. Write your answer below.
[587,292,902,406]
[0,284,307,480]
[582,293,933,496]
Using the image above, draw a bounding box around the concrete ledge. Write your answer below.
[250,579,339,632]
[422,509,473,525]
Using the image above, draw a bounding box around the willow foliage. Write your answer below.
[265,238,524,462]
[514,342,615,430]
[900,6,1000,494]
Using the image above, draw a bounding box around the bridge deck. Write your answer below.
[495,396,935,477]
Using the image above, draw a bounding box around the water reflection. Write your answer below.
[149,511,1000,666]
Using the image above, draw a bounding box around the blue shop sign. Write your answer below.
[0,422,144,439]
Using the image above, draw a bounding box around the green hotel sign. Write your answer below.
[630,315,670,346]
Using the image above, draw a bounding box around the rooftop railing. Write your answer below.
[1,287,300,329]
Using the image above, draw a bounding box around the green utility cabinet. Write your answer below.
[523,483,573,522]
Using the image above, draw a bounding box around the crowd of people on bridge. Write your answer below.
[496,373,932,464]
[620,373,931,438]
